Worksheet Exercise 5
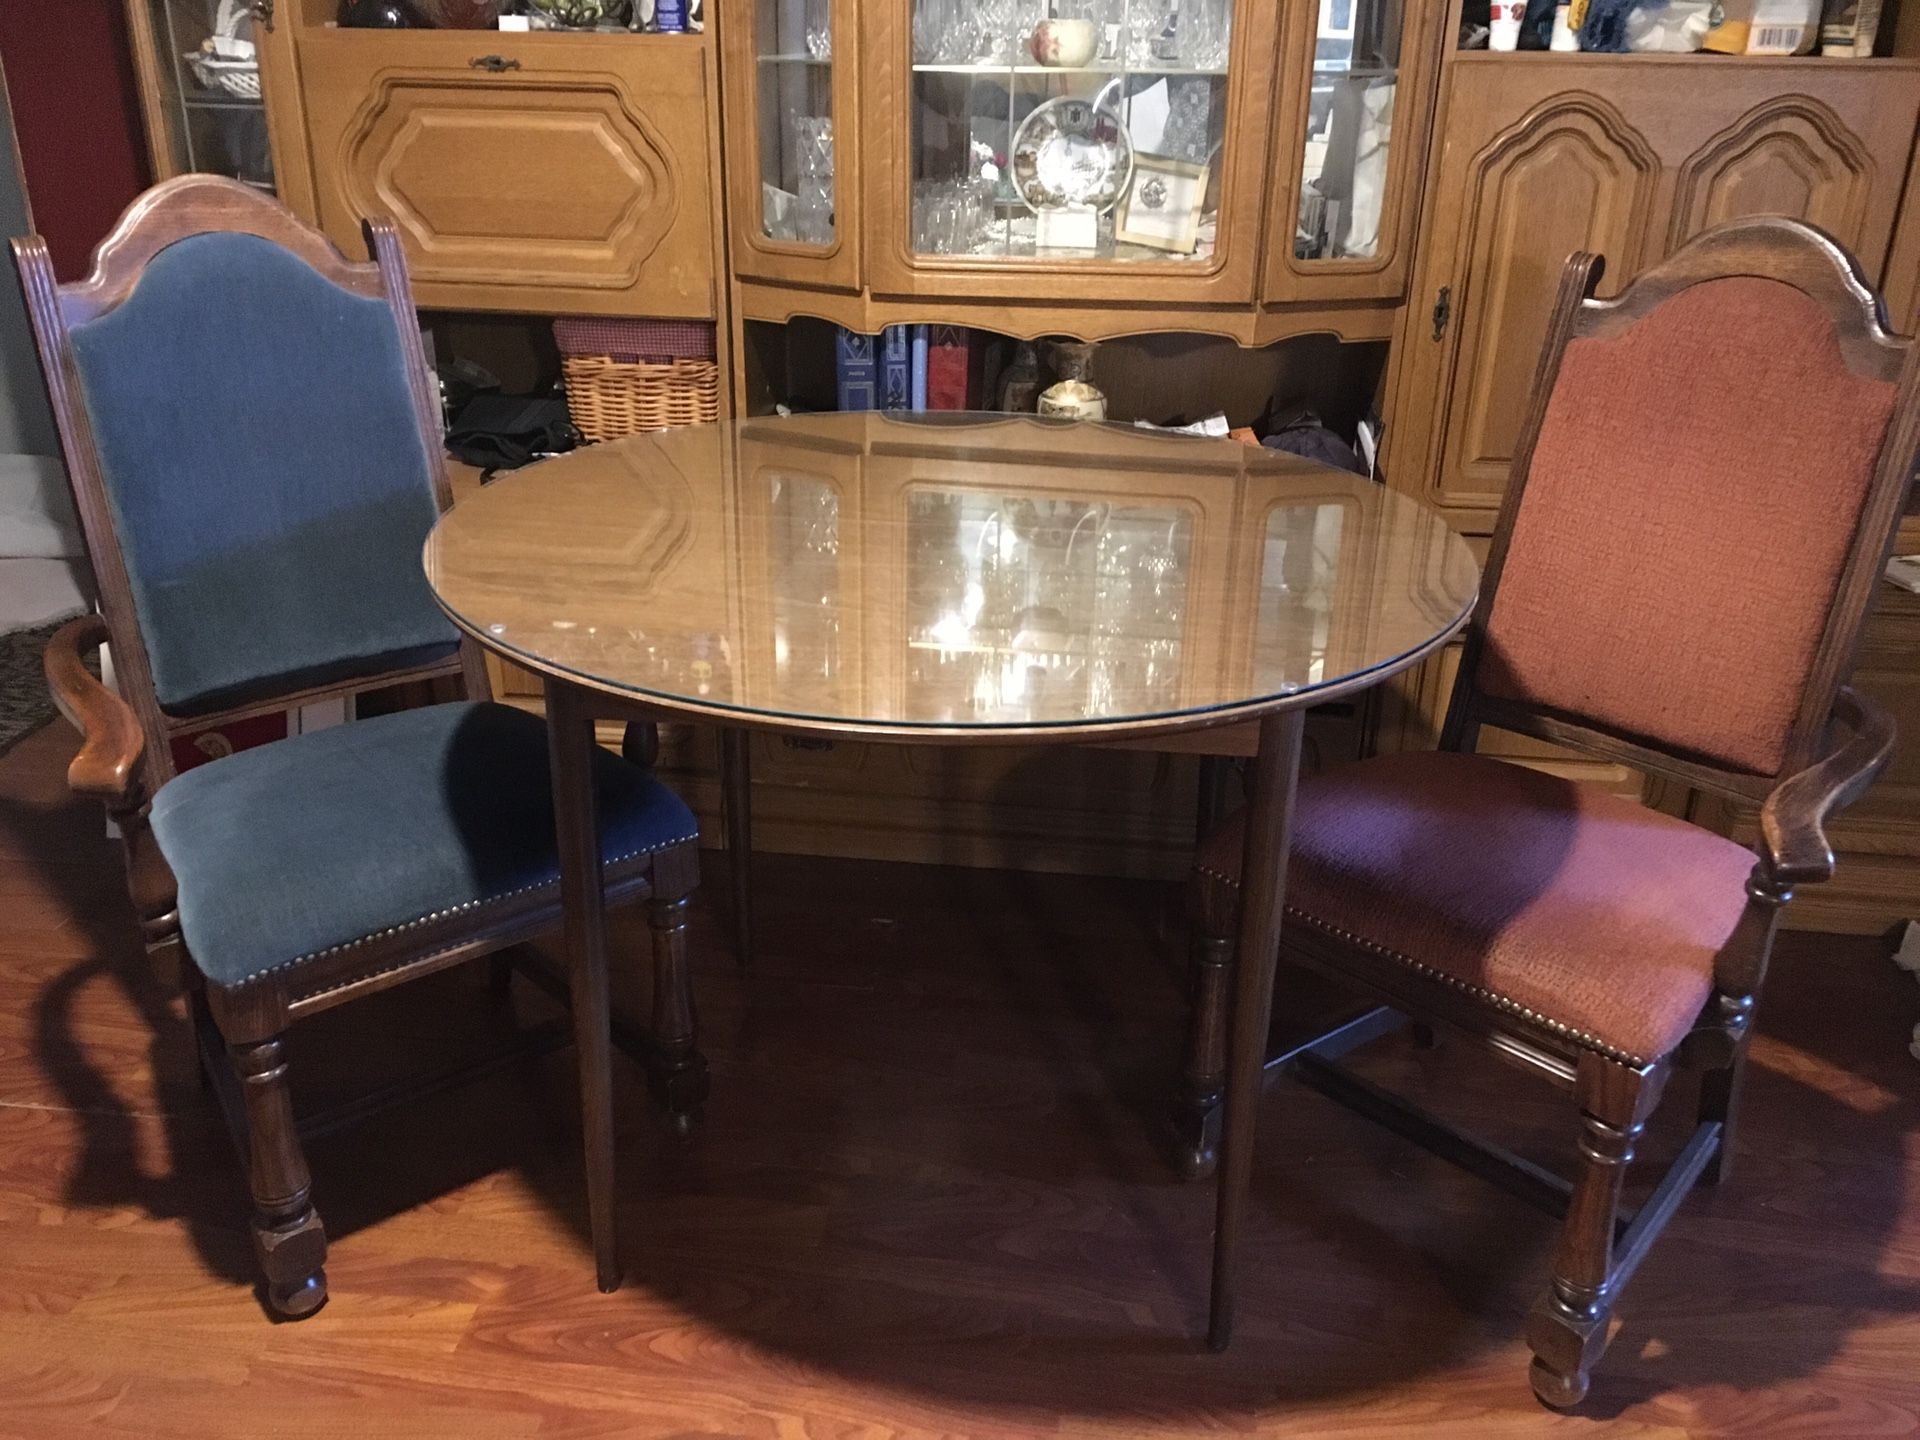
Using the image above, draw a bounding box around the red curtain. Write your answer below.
[0,0,153,280]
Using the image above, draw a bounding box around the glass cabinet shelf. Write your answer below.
[912,63,1228,76]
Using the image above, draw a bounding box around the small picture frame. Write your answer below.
[1115,154,1210,254]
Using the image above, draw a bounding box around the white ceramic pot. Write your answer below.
[1037,379,1108,421]
[1030,18,1099,66]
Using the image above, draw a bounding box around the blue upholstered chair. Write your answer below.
[18,176,705,1319]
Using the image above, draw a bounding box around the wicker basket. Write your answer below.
[561,355,719,441]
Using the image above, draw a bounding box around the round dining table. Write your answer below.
[423,410,1480,1348]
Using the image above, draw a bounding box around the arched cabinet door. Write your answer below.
[1391,71,1660,535]
[1666,94,1900,261]
[1385,54,1920,539]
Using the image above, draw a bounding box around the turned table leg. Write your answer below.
[1207,707,1305,1351]
[720,728,754,969]
[545,678,620,1294]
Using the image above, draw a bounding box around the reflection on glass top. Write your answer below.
[423,412,1479,737]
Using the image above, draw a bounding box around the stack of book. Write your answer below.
[835,325,989,413]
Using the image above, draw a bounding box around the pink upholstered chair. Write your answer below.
[1184,217,1918,1407]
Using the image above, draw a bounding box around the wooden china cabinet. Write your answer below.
[118,0,1920,927]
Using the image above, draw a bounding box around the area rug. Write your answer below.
[0,617,80,759]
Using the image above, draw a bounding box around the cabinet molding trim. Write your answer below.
[1669,95,1875,260]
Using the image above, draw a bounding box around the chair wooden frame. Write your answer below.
[1181,217,1916,1407]
[19,174,706,1319]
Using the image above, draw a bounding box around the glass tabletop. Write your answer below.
[424,412,1479,740]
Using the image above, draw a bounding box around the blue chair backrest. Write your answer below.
[67,230,457,717]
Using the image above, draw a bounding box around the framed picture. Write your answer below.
[1115,154,1210,254]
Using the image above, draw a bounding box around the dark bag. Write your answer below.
[444,394,580,473]
[1260,406,1367,477]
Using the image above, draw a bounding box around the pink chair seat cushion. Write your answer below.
[1196,751,1758,1066]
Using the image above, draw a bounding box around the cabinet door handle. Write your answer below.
[249,0,275,30]
[470,54,522,72]
[1430,285,1452,342]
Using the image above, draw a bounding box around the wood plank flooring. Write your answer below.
[1,718,1917,1438]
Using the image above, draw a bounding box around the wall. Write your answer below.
[0,60,52,460]
[0,53,98,627]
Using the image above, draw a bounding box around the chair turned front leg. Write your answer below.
[1527,1104,1644,1408]
[648,895,708,1137]
[1695,992,1754,1186]
[1173,932,1230,1178]
[229,1036,328,1319]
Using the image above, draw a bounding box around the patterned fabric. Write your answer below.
[552,317,717,362]
[67,232,457,717]
[1480,275,1897,775]
[0,618,86,759]
[150,702,699,989]
[1197,751,1758,1066]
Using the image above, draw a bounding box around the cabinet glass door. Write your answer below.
[909,1,1237,263]
[755,0,838,247]
[140,0,277,191]
[1292,0,1400,263]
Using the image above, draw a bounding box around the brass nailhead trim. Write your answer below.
[218,831,700,993]
[1192,859,1654,1069]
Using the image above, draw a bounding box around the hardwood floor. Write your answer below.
[1,717,1917,1438]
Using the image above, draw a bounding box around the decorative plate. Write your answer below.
[1009,98,1134,215]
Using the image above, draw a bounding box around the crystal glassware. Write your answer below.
[795,180,834,244]
[1124,0,1177,66]
[974,0,1017,62]
[804,0,832,59]
[1181,0,1232,70]
[791,115,835,181]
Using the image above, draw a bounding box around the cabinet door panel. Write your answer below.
[1263,0,1449,304]
[300,33,718,317]
[1668,96,1883,254]
[1434,96,1659,519]
[722,0,862,293]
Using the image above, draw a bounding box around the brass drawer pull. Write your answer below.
[470,55,522,72]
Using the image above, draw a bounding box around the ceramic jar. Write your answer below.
[1030,17,1099,65]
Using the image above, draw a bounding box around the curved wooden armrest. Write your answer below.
[43,615,146,805]
[1760,687,1896,889]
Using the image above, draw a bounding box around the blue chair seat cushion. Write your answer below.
[149,702,698,990]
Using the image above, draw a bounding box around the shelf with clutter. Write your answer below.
[1464,0,1897,53]
[739,319,1386,481]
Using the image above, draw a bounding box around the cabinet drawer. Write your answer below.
[299,31,718,317]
